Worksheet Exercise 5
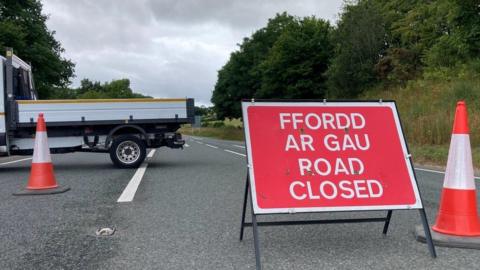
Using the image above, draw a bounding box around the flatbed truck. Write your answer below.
[0,49,194,168]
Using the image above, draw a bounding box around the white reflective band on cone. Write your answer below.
[32,131,52,163]
[444,134,475,190]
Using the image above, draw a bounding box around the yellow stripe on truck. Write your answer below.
[16,98,187,104]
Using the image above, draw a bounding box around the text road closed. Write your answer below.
[242,102,422,214]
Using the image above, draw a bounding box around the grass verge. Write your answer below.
[179,126,244,141]
[411,144,480,169]
[362,72,480,147]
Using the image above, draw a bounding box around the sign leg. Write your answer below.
[240,175,249,241]
[382,210,393,235]
[251,202,262,270]
[419,208,437,258]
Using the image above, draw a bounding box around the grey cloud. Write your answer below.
[42,0,343,106]
[146,0,339,29]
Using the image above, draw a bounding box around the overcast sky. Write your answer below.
[42,0,343,105]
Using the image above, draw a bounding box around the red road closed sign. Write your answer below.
[242,101,422,214]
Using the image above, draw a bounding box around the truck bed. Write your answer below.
[15,98,194,127]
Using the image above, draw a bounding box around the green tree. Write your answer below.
[379,0,478,69]
[326,1,386,97]
[454,0,480,56]
[48,87,77,99]
[212,13,333,118]
[212,0,480,117]
[0,0,74,98]
[391,0,468,68]
[76,78,149,99]
[78,79,103,95]
[257,17,332,99]
[211,13,296,119]
[194,106,211,116]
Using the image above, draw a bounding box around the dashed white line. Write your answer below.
[117,162,149,203]
[0,157,32,166]
[184,144,190,147]
[233,145,246,149]
[197,141,204,145]
[206,144,218,149]
[415,167,480,180]
[147,149,156,158]
[224,149,246,157]
[415,168,444,174]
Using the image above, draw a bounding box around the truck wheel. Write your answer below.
[110,135,146,168]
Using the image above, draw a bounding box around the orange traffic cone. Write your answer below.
[13,113,70,195]
[432,101,480,236]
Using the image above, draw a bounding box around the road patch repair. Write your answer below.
[240,100,436,269]
[415,101,480,248]
[95,227,116,236]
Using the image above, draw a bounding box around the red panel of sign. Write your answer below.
[242,101,422,214]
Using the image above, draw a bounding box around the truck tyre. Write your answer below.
[109,135,146,168]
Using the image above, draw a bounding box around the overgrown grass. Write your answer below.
[362,65,480,168]
[223,118,243,128]
[410,145,450,166]
[410,145,480,170]
[363,64,480,147]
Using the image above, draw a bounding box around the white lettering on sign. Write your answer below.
[285,134,315,151]
[289,180,383,200]
[278,111,384,202]
[298,158,364,176]
[290,181,307,200]
[323,134,370,151]
[279,113,366,130]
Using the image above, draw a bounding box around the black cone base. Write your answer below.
[13,185,70,196]
[415,225,480,249]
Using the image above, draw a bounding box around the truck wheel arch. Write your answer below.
[106,125,147,147]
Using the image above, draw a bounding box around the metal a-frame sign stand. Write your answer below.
[239,174,436,270]
[238,99,437,270]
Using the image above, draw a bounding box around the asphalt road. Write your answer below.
[0,136,479,269]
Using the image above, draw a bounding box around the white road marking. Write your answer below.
[117,162,149,203]
[0,157,32,166]
[415,167,480,180]
[206,144,218,149]
[224,149,246,157]
[184,144,190,147]
[147,149,156,158]
[197,141,204,145]
[415,168,445,174]
[233,145,245,149]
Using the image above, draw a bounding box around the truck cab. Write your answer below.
[0,49,37,155]
[1,48,194,168]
